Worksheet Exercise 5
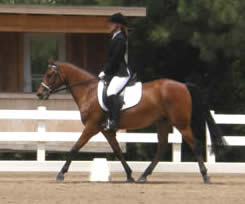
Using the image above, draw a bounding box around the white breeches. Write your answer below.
[107,74,131,96]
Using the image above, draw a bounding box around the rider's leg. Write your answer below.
[106,94,121,130]
[105,75,130,130]
[107,75,130,96]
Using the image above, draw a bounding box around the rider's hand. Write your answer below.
[98,71,105,80]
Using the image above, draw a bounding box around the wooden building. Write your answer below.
[0,4,146,93]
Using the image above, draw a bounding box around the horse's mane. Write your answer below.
[56,61,98,79]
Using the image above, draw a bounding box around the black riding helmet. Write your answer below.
[109,12,128,27]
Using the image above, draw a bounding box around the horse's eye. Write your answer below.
[47,73,53,79]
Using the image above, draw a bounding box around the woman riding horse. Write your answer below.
[37,60,226,183]
[36,15,226,183]
[99,12,131,131]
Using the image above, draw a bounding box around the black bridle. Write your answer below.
[41,64,98,94]
[41,64,64,94]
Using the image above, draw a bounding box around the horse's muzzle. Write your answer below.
[36,90,50,100]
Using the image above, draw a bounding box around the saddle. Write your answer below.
[97,74,142,112]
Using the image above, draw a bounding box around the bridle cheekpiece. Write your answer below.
[41,64,61,94]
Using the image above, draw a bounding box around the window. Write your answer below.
[24,33,66,92]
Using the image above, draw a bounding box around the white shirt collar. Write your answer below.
[112,30,121,39]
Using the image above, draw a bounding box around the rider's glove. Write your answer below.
[98,71,105,80]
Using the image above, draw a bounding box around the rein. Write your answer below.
[51,78,98,94]
[41,64,98,94]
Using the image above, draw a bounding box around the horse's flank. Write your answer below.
[119,79,192,130]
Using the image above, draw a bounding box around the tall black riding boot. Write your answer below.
[106,95,121,131]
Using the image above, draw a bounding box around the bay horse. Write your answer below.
[36,60,226,183]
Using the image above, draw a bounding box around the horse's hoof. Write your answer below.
[137,176,147,183]
[56,172,64,183]
[127,177,135,183]
[203,176,211,184]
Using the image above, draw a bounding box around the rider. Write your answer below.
[99,12,131,131]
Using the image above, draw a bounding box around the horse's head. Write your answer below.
[36,59,64,100]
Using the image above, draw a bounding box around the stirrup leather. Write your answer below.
[102,119,118,131]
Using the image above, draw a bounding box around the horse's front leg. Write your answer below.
[102,131,134,182]
[56,127,98,182]
[56,146,79,182]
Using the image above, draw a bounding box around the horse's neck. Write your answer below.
[64,67,93,85]
[61,65,97,107]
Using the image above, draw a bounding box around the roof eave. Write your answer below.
[0,4,146,17]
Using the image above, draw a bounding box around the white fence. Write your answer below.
[0,107,245,173]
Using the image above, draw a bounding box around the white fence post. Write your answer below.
[206,111,216,163]
[168,128,182,162]
[37,106,47,162]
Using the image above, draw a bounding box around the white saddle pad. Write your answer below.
[97,81,142,111]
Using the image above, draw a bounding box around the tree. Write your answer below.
[126,0,245,113]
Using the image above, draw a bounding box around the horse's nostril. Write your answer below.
[36,92,43,99]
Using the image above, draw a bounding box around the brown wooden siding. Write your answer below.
[0,14,110,33]
[66,34,108,75]
[0,32,24,92]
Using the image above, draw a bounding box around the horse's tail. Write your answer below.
[186,83,227,157]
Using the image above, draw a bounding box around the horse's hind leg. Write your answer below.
[103,131,134,182]
[137,120,171,183]
[180,126,210,184]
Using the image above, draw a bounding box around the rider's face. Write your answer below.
[108,22,120,34]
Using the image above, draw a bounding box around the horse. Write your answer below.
[36,59,226,183]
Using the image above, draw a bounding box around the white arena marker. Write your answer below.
[89,158,111,182]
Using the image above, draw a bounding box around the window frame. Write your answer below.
[23,33,66,93]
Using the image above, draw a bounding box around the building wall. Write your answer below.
[66,33,108,75]
[0,32,107,93]
[0,32,24,92]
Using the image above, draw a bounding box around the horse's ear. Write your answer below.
[48,58,55,65]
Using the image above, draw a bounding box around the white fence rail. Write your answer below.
[0,107,245,173]
[206,112,245,163]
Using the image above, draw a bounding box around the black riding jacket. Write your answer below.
[104,31,129,77]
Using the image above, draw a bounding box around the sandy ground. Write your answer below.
[0,172,244,204]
